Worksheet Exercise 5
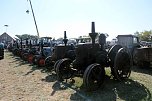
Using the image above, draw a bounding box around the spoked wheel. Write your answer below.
[114,48,132,81]
[108,45,122,76]
[38,57,45,67]
[22,53,28,61]
[56,58,73,81]
[16,50,21,56]
[83,63,105,91]
[108,45,122,63]
[54,59,62,73]
[18,49,22,57]
[13,48,18,56]
[28,54,34,63]
[45,56,54,69]
[20,51,24,58]
[32,55,40,65]
[18,50,22,57]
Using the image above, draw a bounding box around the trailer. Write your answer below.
[133,47,152,68]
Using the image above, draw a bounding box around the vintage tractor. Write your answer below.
[12,40,20,56]
[20,38,34,61]
[44,31,75,70]
[11,38,29,58]
[0,43,4,60]
[32,37,52,67]
[24,38,40,63]
[55,22,132,91]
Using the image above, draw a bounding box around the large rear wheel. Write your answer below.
[108,45,122,77]
[114,48,132,81]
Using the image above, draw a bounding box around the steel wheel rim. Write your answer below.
[45,57,50,66]
[114,48,132,81]
[83,63,105,91]
[28,54,34,63]
[56,59,72,81]
[54,59,62,73]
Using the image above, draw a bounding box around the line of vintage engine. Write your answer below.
[11,37,50,66]
[10,31,75,68]
[8,22,132,91]
[55,22,132,91]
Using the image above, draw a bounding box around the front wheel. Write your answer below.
[56,58,73,81]
[54,59,62,73]
[27,54,34,63]
[45,56,54,70]
[83,63,105,91]
[37,57,45,67]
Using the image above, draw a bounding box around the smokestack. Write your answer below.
[63,31,68,46]
[20,38,22,50]
[89,22,98,46]
[29,40,32,49]
[26,38,28,47]
[64,31,67,39]
[91,22,95,33]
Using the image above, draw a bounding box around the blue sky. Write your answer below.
[0,0,152,41]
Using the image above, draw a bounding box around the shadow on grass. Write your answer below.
[23,65,51,76]
[41,72,57,82]
[50,75,151,101]
[50,81,69,96]
[132,66,152,76]
[9,56,30,68]
[9,54,52,75]
[13,61,30,67]
[9,56,21,63]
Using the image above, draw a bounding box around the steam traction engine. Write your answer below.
[55,22,132,91]
[45,31,75,70]
[32,37,52,67]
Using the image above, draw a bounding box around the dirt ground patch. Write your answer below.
[0,51,152,101]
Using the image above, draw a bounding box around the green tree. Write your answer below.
[134,30,152,42]
[134,31,140,37]
[15,34,38,40]
[140,30,152,41]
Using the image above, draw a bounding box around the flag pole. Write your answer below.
[27,0,40,38]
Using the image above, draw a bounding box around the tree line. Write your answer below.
[15,34,38,40]
[16,31,152,42]
[134,30,152,42]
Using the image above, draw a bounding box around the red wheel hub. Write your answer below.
[39,58,45,66]
[28,54,34,63]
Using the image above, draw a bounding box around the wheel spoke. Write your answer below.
[83,64,105,91]
[91,67,102,81]
[57,59,72,80]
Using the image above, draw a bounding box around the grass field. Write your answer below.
[63,66,152,101]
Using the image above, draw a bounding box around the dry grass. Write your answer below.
[0,51,152,101]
